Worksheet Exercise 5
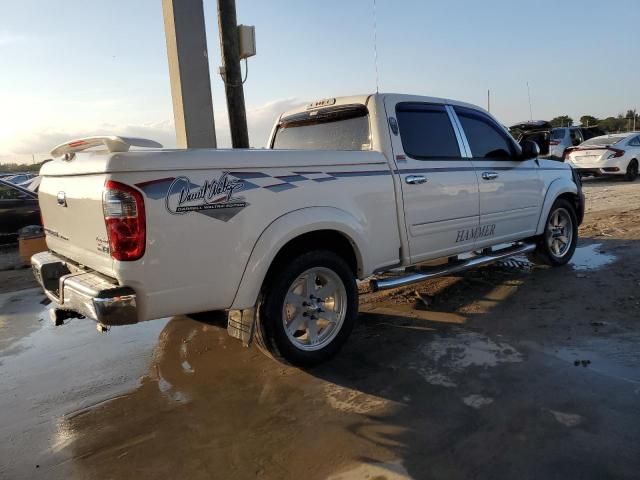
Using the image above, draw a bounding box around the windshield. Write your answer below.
[272,104,370,151]
[581,135,625,147]
[551,129,566,140]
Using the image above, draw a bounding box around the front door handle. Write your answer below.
[405,175,428,185]
[481,171,499,180]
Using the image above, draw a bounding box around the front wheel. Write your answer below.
[528,198,578,266]
[255,250,358,367]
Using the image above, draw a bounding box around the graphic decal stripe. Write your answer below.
[274,174,309,182]
[312,177,337,182]
[326,170,392,177]
[393,166,569,174]
[140,164,570,203]
[229,172,271,179]
[136,177,175,188]
[264,183,297,192]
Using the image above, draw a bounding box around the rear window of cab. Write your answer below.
[272,104,371,151]
[552,129,567,140]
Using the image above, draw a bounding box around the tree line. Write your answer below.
[0,161,48,173]
[550,110,639,131]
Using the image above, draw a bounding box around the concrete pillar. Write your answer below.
[162,0,217,148]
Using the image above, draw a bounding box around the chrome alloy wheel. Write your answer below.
[546,207,573,258]
[282,267,347,351]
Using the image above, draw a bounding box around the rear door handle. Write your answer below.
[481,171,499,180]
[405,175,428,185]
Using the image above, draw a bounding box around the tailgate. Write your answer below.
[39,175,114,276]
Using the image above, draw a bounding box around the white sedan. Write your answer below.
[565,133,640,181]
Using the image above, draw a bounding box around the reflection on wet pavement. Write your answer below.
[0,289,170,479]
[57,316,397,480]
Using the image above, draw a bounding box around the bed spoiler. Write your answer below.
[50,136,163,157]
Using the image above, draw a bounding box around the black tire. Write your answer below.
[528,198,578,266]
[625,159,638,182]
[255,250,358,367]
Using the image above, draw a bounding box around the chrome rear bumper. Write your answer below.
[31,251,138,326]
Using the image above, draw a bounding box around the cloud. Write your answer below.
[0,97,306,162]
[4,120,177,156]
[244,97,304,147]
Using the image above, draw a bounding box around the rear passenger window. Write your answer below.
[455,106,516,159]
[395,103,461,159]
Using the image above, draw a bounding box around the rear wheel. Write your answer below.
[625,159,638,181]
[528,198,578,266]
[255,250,358,366]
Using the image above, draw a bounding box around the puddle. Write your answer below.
[411,331,522,388]
[571,244,616,271]
[491,244,617,273]
[463,394,494,409]
[541,343,640,385]
[548,409,583,428]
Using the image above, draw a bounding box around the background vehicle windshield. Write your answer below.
[273,105,370,150]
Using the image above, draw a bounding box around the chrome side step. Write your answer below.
[370,242,536,292]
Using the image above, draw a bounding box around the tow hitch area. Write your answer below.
[48,308,84,326]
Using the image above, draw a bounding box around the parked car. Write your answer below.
[565,132,640,181]
[509,120,552,157]
[17,175,41,193]
[5,173,35,185]
[0,178,40,243]
[32,93,583,365]
[549,126,605,160]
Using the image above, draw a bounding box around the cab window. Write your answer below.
[454,106,516,159]
[395,103,461,160]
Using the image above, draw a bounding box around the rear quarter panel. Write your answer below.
[112,150,400,320]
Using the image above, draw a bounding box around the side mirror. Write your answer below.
[520,139,540,160]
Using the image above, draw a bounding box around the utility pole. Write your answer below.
[217,0,250,148]
[487,89,490,113]
[162,0,217,148]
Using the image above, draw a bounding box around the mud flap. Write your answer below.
[227,308,257,347]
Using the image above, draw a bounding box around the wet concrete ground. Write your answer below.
[1,179,640,479]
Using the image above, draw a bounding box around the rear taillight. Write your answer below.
[607,148,625,159]
[103,180,146,261]
[550,140,560,145]
[563,147,576,160]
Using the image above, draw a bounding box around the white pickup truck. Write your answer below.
[32,93,584,365]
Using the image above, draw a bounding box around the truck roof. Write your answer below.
[278,93,485,120]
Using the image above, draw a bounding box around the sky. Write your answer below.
[1,0,639,163]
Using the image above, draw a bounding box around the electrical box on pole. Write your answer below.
[237,25,256,59]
